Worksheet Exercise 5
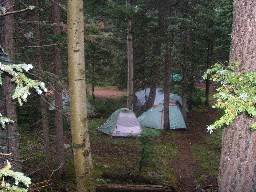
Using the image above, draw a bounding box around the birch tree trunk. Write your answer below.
[67,0,94,191]
[218,1,256,191]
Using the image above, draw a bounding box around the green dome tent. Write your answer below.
[97,108,142,137]
[138,103,186,129]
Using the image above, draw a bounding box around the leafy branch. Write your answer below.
[0,62,47,106]
[203,62,256,133]
[0,161,31,191]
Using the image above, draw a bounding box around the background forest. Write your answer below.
[0,0,236,191]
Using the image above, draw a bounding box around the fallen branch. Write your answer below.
[96,184,176,192]
[102,172,158,184]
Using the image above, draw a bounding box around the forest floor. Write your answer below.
[87,85,221,192]
[21,85,221,192]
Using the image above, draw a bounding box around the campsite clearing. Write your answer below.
[89,107,220,192]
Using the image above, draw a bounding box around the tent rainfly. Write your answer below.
[135,87,182,108]
[97,108,142,137]
[138,103,186,130]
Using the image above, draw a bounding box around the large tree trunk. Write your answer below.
[52,0,65,178]
[126,0,134,111]
[67,0,94,191]
[218,1,256,191]
[2,0,20,168]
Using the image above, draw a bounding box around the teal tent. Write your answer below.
[171,73,183,82]
[97,108,142,137]
[138,103,186,129]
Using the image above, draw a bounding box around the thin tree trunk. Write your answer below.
[181,97,187,121]
[35,0,52,169]
[205,40,213,107]
[145,65,157,109]
[181,29,190,121]
[218,1,256,191]
[67,0,94,191]
[145,37,161,109]
[2,0,20,169]
[188,80,195,111]
[52,0,65,178]
[163,43,171,131]
[91,52,96,101]
[0,0,6,153]
[126,0,134,111]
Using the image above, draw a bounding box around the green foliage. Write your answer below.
[0,62,47,129]
[203,62,256,133]
[192,87,205,106]
[0,62,47,106]
[0,115,13,129]
[0,161,31,191]
[92,97,126,114]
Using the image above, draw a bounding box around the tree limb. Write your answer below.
[0,6,35,17]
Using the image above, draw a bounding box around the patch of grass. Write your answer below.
[91,132,141,176]
[153,142,178,185]
[204,128,222,150]
[192,144,219,176]
[88,118,107,142]
[138,130,159,172]
[192,144,220,179]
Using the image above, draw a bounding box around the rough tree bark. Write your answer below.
[218,1,256,191]
[0,0,6,153]
[52,0,65,178]
[67,0,94,191]
[1,0,20,168]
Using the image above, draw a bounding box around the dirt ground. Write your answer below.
[172,109,219,191]
[88,86,127,99]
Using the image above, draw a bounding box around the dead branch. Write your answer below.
[0,6,35,17]
[96,184,176,192]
